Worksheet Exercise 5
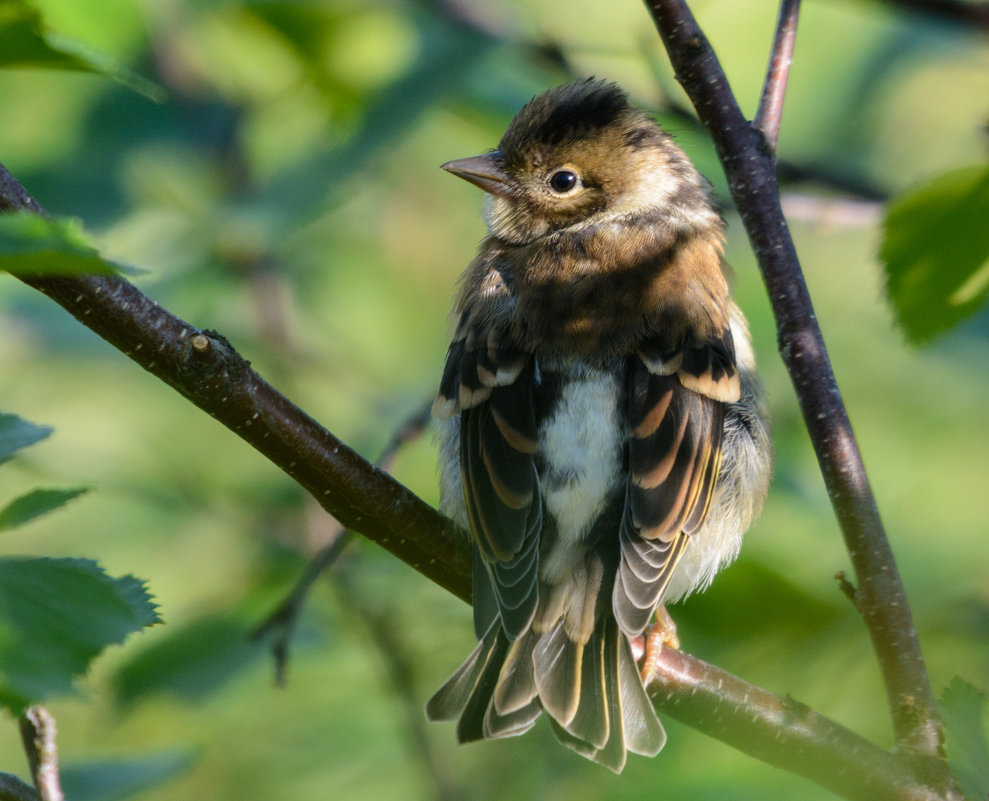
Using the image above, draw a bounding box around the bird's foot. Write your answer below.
[637,606,680,688]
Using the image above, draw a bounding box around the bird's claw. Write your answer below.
[639,606,680,687]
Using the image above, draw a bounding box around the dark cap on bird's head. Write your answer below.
[498,79,663,160]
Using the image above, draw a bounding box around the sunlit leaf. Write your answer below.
[0,557,161,714]
[939,676,989,801]
[0,0,165,101]
[0,487,90,530]
[0,412,52,462]
[881,164,989,344]
[0,211,127,276]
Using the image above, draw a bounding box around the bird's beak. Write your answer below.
[441,151,515,198]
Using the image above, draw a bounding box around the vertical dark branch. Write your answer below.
[754,0,801,150]
[643,0,943,758]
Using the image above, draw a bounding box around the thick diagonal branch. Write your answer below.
[0,161,470,605]
[644,0,941,758]
[651,650,946,801]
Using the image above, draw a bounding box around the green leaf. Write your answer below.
[61,751,195,801]
[939,676,989,801]
[112,614,263,708]
[0,557,161,714]
[0,487,89,530]
[881,164,989,344]
[0,0,165,101]
[0,211,128,277]
[0,412,52,462]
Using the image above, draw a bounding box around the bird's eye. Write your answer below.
[548,170,579,193]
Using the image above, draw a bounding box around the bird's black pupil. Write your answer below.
[550,170,578,193]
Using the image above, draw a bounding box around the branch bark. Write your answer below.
[650,650,947,801]
[754,0,800,151]
[644,0,942,759]
[0,162,471,605]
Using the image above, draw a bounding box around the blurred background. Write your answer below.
[0,0,986,798]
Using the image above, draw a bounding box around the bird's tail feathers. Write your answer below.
[426,617,665,773]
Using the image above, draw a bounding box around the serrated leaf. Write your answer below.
[0,557,161,714]
[61,751,195,801]
[0,211,131,277]
[112,614,262,708]
[939,676,989,801]
[881,164,989,344]
[0,487,89,530]
[0,0,166,102]
[0,412,52,462]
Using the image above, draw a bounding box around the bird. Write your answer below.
[425,78,772,773]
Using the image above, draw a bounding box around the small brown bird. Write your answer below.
[426,79,772,772]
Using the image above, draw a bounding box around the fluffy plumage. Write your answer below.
[427,78,772,772]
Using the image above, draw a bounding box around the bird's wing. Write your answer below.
[612,325,736,636]
[434,313,543,640]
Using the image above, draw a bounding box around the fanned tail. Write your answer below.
[425,620,541,743]
[426,617,665,773]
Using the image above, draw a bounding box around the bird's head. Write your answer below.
[442,78,716,245]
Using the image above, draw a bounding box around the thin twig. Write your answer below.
[18,708,63,801]
[252,401,433,684]
[835,570,861,608]
[644,0,943,760]
[253,528,354,685]
[754,0,801,151]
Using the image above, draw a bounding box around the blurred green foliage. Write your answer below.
[0,0,987,799]
[881,164,989,343]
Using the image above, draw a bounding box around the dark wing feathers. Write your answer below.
[433,259,737,768]
[438,318,542,641]
[613,338,728,636]
[471,549,499,639]
[676,327,739,403]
